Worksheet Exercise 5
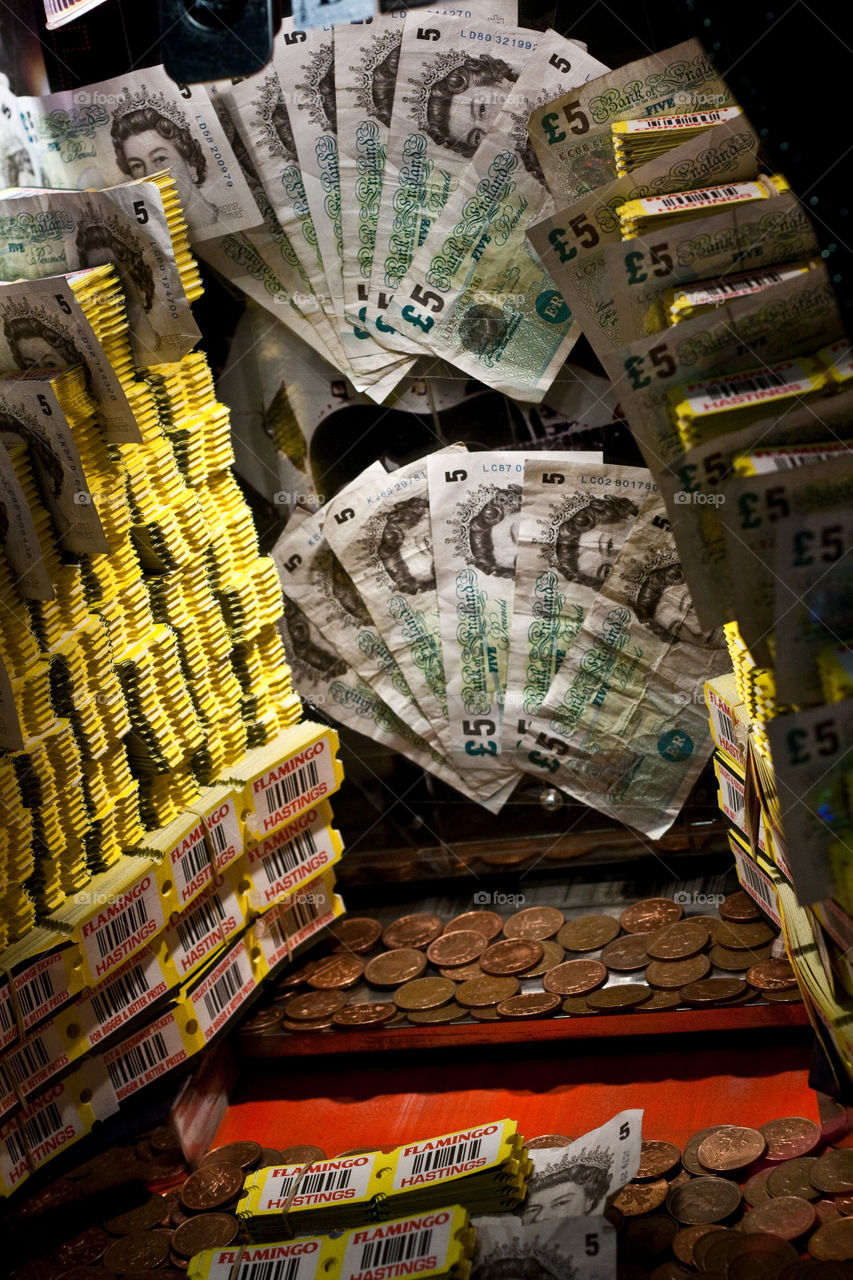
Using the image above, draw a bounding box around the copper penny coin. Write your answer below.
[306,954,364,989]
[682,1128,724,1176]
[715,920,776,950]
[52,1228,111,1267]
[104,1195,168,1234]
[443,911,502,940]
[613,1179,670,1216]
[835,1192,853,1215]
[172,1212,239,1256]
[516,939,564,978]
[381,913,443,949]
[456,975,519,1008]
[698,1125,766,1172]
[811,1150,853,1194]
[426,930,486,968]
[587,983,653,1011]
[669,1169,692,1189]
[406,1003,468,1025]
[760,1117,822,1161]
[681,977,747,1005]
[393,977,456,1011]
[278,1145,325,1163]
[480,938,543,975]
[673,1223,726,1266]
[281,1018,332,1032]
[637,1141,682,1181]
[667,1176,742,1223]
[257,1148,281,1165]
[728,1243,798,1280]
[720,890,764,923]
[364,948,427,989]
[561,996,599,1015]
[503,906,565,940]
[623,1213,678,1257]
[816,1200,843,1224]
[808,1217,853,1259]
[495,992,561,1019]
[469,1006,500,1021]
[242,1008,283,1033]
[283,990,348,1020]
[543,959,608,996]
[761,988,803,1003]
[638,989,682,1011]
[331,1003,397,1028]
[525,1134,572,1149]
[743,1196,817,1240]
[694,1228,738,1270]
[328,917,382,953]
[600,935,651,971]
[646,955,711,989]
[767,1157,820,1200]
[646,922,710,961]
[200,1141,261,1171]
[710,943,772,971]
[179,1162,244,1211]
[745,1167,775,1205]
[620,898,684,935]
[102,1232,171,1273]
[437,960,484,981]
[747,958,798,991]
[557,915,621,952]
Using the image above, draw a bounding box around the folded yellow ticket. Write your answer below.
[618,173,788,238]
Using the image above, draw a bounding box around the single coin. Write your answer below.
[52,1228,111,1267]
[200,1141,261,1171]
[281,1018,332,1032]
[503,906,565,940]
[587,983,653,1011]
[438,960,484,981]
[526,1134,572,1149]
[767,1157,820,1200]
[364,948,427,989]
[834,1192,853,1215]
[681,977,748,1005]
[646,922,710,961]
[600,935,651,972]
[715,920,776,950]
[811,1150,853,1194]
[620,898,684,935]
[637,1140,682,1181]
[691,915,725,943]
[102,1232,171,1273]
[747,957,798,991]
[561,996,599,1015]
[638,989,682,1011]
[393,977,456,1011]
[808,1217,853,1259]
[698,1125,766,1173]
[331,1003,397,1028]
[816,1200,842,1224]
[172,1213,238,1257]
[745,1167,775,1205]
[760,1117,822,1161]
[104,1195,168,1234]
[328,917,383,953]
[456,975,519,1008]
[381,913,443,950]
[720,890,764,922]
[470,1006,500,1021]
[682,1128,724,1177]
[443,911,502,940]
[543,959,608,996]
[516,939,565,978]
[612,1179,670,1216]
[407,1002,468,1025]
[179,1162,244,1211]
[426,930,486,967]
[667,1176,742,1223]
[694,1228,737,1270]
[672,1223,725,1266]
[257,1148,281,1165]
[729,1245,799,1280]
[480,939,544,976]
[729,1234,800,1263]
[242,1008,283,1033]
[283,990,347,1020]
[278,1145,325,1164]
[646,955,711,989]
[623,1213,677,1257]
[761,988,803,1003]
[710,943,772,971]
[306,954,364,990]
[495,992,561,1019]
[557,915,621,952]
[744,1196,817,1240]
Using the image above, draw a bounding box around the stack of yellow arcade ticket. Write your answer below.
[667,355,829,451]
[617,173,789,238]
[611,106,744,175]
[238,1121,530,1240]
[663,259,819,325]
[189,1206,477,1280]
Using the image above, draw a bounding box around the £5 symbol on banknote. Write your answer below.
[472,1215,616,1279]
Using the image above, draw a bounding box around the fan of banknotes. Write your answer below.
[273,444,727,834]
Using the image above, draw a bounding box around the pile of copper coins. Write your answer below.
[240,892,802,1035]
[602,1115,853,1276]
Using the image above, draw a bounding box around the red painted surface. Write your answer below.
[213,1029,817,1156]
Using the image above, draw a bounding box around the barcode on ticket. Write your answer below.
[81,874,164,982]
[342,1213,454,1280]
[732,845,781,926]
[258,1156,374,1211]
[393,1124,502,1189]
[190,941,255,1040]
[247,738,338,835]
[82,949,169,1047]
[103,1014,187,1102]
